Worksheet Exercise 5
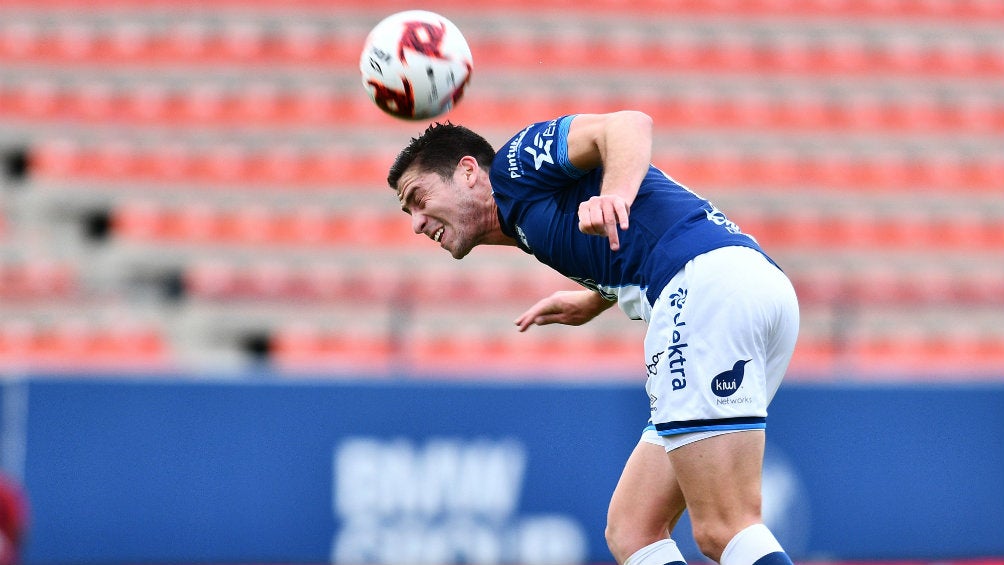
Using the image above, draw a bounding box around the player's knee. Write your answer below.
[604,517,665,563]
[604,518,633,562]
[689,520,738,563]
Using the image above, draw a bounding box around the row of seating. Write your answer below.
[1,251,1001,309]
[264,312,1004,379]
[792,333,1004,379]
[29,138,1004,193]
[102,198,1004,252]
[3,0,1003,20]
[0,260,77,300]
[30,139,396,189]
[183,258,1004,307]
[2,312,1001,379]
[110,201,417,248]
[3,78,1000,135]
[2,16,1002,78]
[0,318,168,372]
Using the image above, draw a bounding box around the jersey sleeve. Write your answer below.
[491,115,588,196]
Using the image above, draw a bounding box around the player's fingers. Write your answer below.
[576,198,595,233]
[615,199,630,230]
[576,201,593,235]
[515,313,557,332]
[601,199,622,250]
[588,200,606,236]
[514,298,556,331]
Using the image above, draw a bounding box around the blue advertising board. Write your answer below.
[5,377,1003,564]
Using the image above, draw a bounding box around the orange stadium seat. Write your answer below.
[844,328,1004,379]
[30,138,398,189]
[0,319,169,372]
[271,322,395,374]
[787,336,839,378]
[0,260,76,300]
[403,324,640,379]
[110,199,428,249]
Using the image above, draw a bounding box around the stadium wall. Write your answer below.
[2,377,1002,564]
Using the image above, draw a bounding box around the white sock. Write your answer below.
[720,523,786,565]
[624,538,687,565]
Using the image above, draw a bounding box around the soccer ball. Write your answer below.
[359,10,473,120]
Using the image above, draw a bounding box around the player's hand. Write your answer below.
[514,290,613,332]
[578,194,630,251]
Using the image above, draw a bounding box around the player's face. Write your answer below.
[396,165,483,259]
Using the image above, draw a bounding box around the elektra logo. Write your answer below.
[711,359,750,398]
[666,288,688,391]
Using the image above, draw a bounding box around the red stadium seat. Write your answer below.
[0,319,168,372]
[0,260,76,300]
[271,322,394,374]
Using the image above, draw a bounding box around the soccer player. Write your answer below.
[387,111,800,565]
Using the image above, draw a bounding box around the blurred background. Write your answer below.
[0,0,1002,564]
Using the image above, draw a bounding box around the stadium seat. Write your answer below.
[0,260,76,300]
[270,321,395,374]
[0,318,168,372]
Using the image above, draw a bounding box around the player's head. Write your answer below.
[388,123,499,260]
[387,121,495,191]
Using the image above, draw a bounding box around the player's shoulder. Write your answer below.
[493,115,579,182]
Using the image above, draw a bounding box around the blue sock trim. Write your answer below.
[752,551,793,565]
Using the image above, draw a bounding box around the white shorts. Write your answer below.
[641,246,799,451]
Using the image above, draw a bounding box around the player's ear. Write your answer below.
[458,155,478,186]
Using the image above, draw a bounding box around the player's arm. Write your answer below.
[514,289,616,332]
[565,111,653,251]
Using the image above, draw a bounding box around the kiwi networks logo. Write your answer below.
[331,437,587,565]
[711,359,750,398]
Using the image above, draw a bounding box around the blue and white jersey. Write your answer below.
[490,115,774,321]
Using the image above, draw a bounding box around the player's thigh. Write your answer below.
[667,429,765,527]
[608,436,686,536]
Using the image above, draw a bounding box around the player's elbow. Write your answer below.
[615,110,653,132]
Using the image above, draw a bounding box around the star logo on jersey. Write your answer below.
[711,359,751,398]
[524,133,554,170]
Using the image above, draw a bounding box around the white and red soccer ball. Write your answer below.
[359,10,473,120]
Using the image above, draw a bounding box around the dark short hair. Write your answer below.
[387,122,496,190]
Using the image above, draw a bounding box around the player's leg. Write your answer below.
[666,430,787,564]
[605,434,687,565]
[645,246,800,565]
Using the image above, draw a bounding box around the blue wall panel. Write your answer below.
[10,378,1004,564]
